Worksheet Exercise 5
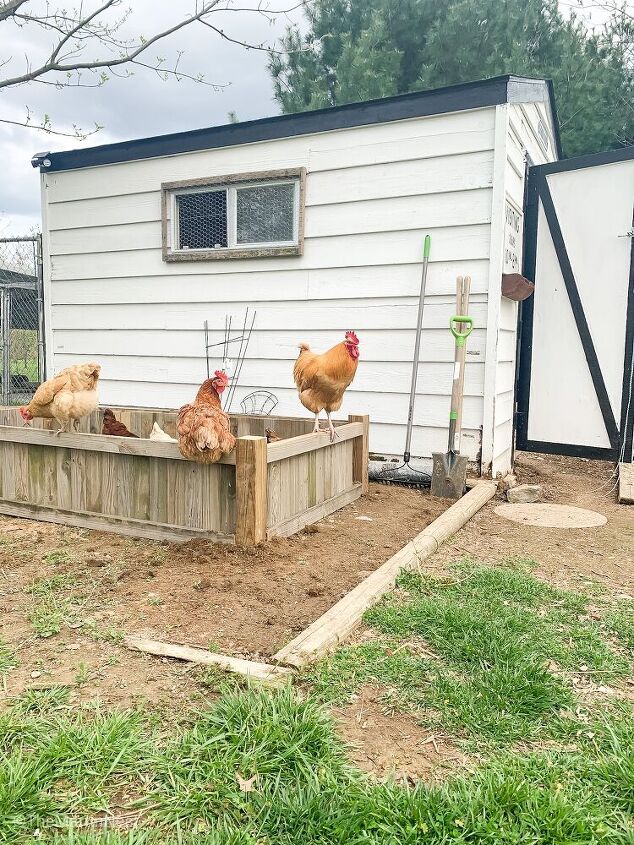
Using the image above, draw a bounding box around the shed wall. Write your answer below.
[488,100,557,476]
[43,107,499,463]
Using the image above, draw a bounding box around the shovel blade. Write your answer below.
[431,452,468,499]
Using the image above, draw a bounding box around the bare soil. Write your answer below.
[0,483,446,708]
[334,685,470,784]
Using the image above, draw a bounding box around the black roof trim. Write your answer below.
[530,142,634,177]
[36,75,557,173]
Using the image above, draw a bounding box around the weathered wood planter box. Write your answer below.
[0,407,369,546]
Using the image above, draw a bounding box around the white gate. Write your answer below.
[517,147,634,463]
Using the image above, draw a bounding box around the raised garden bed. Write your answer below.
[0,406,369,546]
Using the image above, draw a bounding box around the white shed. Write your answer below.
[33,74,559,477]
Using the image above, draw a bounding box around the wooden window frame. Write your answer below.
[161,167,306,261]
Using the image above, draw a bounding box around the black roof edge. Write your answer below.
[546,79,563,160]
[531,142,634,176]
[36,74,558,173]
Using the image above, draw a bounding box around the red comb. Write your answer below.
[214,370,229,382]
[345,330,359,344]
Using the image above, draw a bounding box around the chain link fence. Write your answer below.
[0,236,45,405]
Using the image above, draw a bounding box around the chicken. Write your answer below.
[177,370,236,463]
[149,422,177,442]
[19,363,101,434]
[293,331,359,441]
[102,409,139,438]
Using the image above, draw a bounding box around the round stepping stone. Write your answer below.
[494,503,607,528]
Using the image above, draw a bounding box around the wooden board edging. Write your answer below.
[0,500,235,544]
[267,485,362,538]
[0,424,236,464]
[273,481,498,668]
[266,422,363,462]
[124,636,293,683]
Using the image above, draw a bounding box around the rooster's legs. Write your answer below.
[326,413,338,442]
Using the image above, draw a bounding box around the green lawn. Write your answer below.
[1,560,632,844]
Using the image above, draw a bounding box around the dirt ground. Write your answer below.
[335,453,633,781]
[1,453,632,779]
[0,483,445,708]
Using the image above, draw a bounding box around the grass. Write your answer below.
[0,639,17,680]
[0,685,632,844]
[306,563,631,747]
[604,601,634,653]
[25,575,80,638]
[2,559,632,843]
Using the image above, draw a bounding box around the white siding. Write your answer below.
[43,107,497,462]
[489,99,557,476]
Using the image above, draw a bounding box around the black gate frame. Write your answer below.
[516,145,634,463]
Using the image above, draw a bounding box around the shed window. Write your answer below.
[162,168,305,261]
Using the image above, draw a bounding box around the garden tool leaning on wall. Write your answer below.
[431,275,473,499]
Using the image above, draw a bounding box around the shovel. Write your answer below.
[431,311,474,499]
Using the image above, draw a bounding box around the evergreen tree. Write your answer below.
[269,0,634,156]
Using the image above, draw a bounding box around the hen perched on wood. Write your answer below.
[102,409,138,438]
[19,363,101,434]
[177,371,236,463]
[293,331,359,441]
[149,422,176,442]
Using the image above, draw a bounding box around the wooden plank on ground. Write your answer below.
[273,481,497,667]
[124,636,293,684]
[618,463,634,504]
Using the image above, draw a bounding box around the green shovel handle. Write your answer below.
[450,315,474,346]
[423,234,431,259]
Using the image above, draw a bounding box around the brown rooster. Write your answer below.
[293,331,360,441]
[177,371,236,463]
[102,409,139,438]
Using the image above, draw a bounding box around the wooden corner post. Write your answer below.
[348,414,369,494]
[235,436,268,546]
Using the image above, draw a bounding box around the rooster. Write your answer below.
[177,371,236,463]
[19,363,101,435]
[102,409,138,438]
[293,331,360,441]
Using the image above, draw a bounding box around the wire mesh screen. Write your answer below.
[0,236,45,405]
[177,190,228,250]
[175,180,297,251]
[236,183,295,244]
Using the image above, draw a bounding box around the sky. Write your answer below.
[0,0,305,235]
[0,1,616,235]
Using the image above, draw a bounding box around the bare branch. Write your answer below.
[0,113,102,139]
[0,0,29,25]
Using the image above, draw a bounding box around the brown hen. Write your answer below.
[177,371,236,463]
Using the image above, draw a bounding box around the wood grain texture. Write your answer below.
[618,463,634,504]
[348,414,369,494]
[0,407,363,544]
[274,481,497,667]
[235,436,268,546]
[268,485,361,538]
[124,636,293,683]
[0,500,235,543]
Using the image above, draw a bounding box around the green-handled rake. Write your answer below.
[371,235,432,489]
